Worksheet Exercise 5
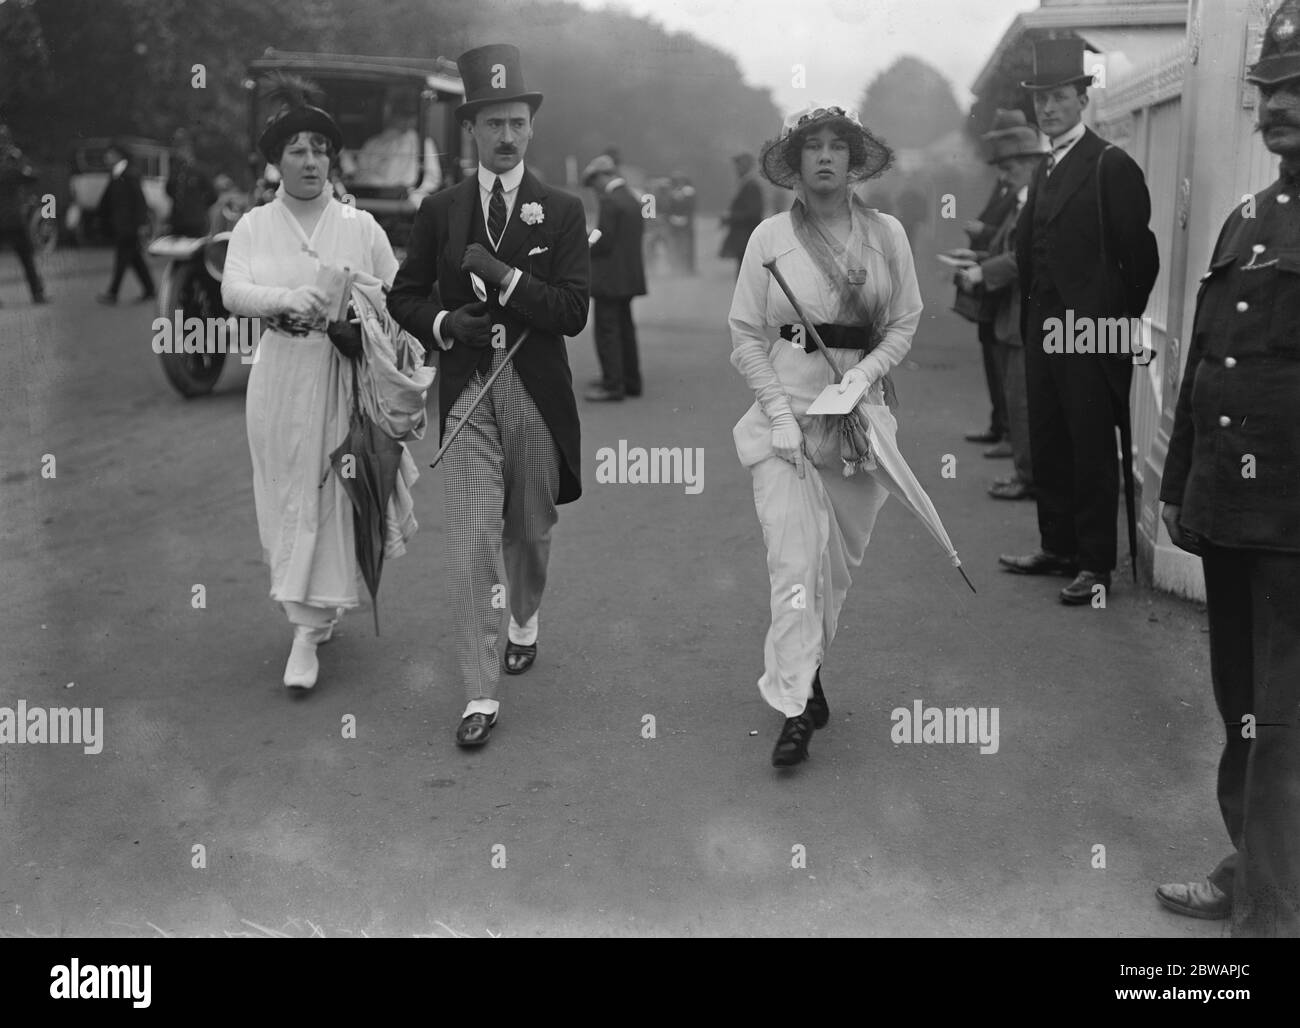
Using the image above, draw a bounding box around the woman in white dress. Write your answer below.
[223,78,399,690]
[729,104,923,766]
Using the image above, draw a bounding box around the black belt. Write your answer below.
[779,323,875,354]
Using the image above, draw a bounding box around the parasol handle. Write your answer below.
[762,257,842,384]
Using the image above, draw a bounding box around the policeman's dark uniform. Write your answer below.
[1159,1,1300,937]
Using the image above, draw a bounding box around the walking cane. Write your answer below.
[430,228,601,470]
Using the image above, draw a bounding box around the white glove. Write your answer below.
[771,412,805,479]
[838,366,870,397]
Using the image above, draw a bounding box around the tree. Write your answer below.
[858,55,964,150]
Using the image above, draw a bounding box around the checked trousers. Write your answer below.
[441,347,561,701]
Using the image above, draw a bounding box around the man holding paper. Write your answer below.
[388,44,589,749]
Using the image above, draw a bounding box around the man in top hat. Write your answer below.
[956,114,1049,501]
[388,43,590,749]
[582,152,646,401]
[719,152,763,280]
[1154,0,1300,936]
[960,110,1026,455]
[999,38,1159,604]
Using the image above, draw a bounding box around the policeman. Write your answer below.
[1156,0,1300,936]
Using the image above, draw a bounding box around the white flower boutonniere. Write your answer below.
[520,202,544,226]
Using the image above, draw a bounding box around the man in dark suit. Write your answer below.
[719,152,763,280]
[1155,0,1300,936]
[0,123,47,305]
[95,142,156,304]
[582,153,646,401]
[388,44,589,749]
[999,39,1159,604]
[961,110,1024,453]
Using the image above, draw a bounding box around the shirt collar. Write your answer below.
[605,177,626,194]
[1050,121,1086,154]
[1016,184,1030,204]
[111,159,128,178]
[478,161,526,194]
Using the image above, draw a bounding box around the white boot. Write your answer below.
[283,625,325,689]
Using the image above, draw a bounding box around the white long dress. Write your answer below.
[728,205,922,716]
[223,189,399,611]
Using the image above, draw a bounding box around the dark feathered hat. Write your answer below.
[256,73,343,163]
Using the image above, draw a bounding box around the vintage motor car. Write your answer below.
[148,49,469,398]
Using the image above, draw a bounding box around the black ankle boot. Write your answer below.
[806,668,829,729]
[772,712,814,767]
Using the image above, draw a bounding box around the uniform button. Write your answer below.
[1225,356,1237,368]
[1236,301,1249,312]
[1218,415,1231,427]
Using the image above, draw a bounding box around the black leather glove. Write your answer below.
[326,314,363,360]
[444,300,492,349]
[461,243,511,286]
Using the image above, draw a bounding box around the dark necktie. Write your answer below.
[488,177,507,250]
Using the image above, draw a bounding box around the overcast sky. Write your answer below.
[575,0,1041,115]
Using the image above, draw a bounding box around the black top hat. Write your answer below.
[455,44,544,124]
[1248,0,1300,86]
[1020,38,1095,91]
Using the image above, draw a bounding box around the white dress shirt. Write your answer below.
[1045,120,1086,177]
[432,161,526,347]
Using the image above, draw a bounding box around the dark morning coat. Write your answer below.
[387,169,590,504]
[1015,126,1160,335]
[1159,178,1300,551]
[97,165,150,241]
[590,181,646,299]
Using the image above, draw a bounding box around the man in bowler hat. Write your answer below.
[388,44,590,748]
[582,153,646,401]
[999,38,1159,604]
[1155,0,1300,935]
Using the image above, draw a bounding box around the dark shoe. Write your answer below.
[95,293,118,305]
[988,479,1032,500]
[504,640,537,675]
[455,711,498,747]
[1155,880,1230,920]
[998,551,1077,576]
[983,441,1014,459]
[1060,570,1110,606]
[964,429,1000,444]
[771,712,815,767]
[625,385,642,397]
[32,294,48,305]
[806,668,829,729]
[584,387,625,402]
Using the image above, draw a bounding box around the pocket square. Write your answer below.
[527,245,549,256]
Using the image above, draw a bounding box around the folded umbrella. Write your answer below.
[329,361,406,635]
[859,404,977,594]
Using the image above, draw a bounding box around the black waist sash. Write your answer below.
[779,323,876,354]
